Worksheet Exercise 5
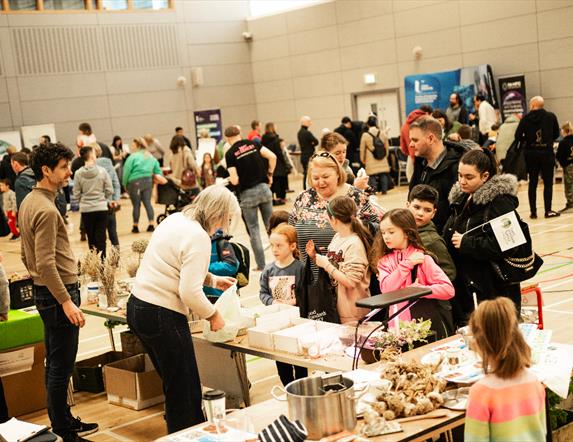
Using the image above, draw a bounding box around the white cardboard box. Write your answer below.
[273,321,339,355]
[247,317,309,351]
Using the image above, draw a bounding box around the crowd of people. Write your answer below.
[1,91,568,441]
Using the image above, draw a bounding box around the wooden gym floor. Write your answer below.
[1,175,572,441]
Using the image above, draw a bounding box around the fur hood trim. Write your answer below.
[448,173,518,205]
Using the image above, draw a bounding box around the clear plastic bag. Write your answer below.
[202,285,242,343]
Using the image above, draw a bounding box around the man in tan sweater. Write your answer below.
[19,143,98,442]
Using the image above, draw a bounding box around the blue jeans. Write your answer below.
[239,183,273,269]
[127,296,204,434]
[34,283,80,436]
[127,177,154,224]
[369,173,389,193]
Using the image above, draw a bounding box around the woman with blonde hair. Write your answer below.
[122,137,165,233]
[289,151,382,278]
[465,297,546,441]
[127,185,239,434]
[557,121,573,213]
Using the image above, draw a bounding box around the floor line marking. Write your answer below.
[107,410,165,431]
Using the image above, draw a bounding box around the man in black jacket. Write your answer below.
[334,116,359,172]
[297,116,318,190]
[408,117,467,233]
[514,96,560,219]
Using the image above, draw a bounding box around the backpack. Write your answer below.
[229,242,250,288]
[368,131,387,160]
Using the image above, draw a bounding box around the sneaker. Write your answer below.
[147,225,155,232]
[132,226,139,233]
[69,415,99,437]
[60,432,90,442]
[530,213,537,219]
[10,234,20,241]
[545,210,561,218]
[80,232,87,241]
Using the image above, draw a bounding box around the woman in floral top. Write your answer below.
[289,152,383,278]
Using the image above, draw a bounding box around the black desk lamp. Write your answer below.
[351,287,432,370]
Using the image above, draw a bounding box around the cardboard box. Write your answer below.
[73,351,125,393]
[2,343,46,417]
[273,320,339,354]
[103,354,164,410]
[120,330,146,357]
[247,318,309,351]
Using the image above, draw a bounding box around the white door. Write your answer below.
[355,90,401,138]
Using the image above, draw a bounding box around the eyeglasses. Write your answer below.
[311,151,339,167]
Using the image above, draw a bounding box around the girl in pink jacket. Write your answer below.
[371,209,455,338]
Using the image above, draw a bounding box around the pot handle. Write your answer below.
[271,384,287,401]
[350,382,369,401]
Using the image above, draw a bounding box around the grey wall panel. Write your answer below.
[188,42,250,66]
[246,14,287,40]
[108,90,186,118]
[219,104,257,128]
[537,6,573,41]
[21,96,110,124]
[461,14,538,53]
[394,2,458,37]
[543,97,573,122]
[339,39,397,71]
[396,28,461,63]
[201,63,253,86]
[459,1,535,26]
[536,0,573,12]
[293,72,343,99]
[295,95,345,120]
[0,79,8,103]
[254,79,294,104]
[0,110,12,129]
[179,0,249,23]
[286,2,337,33]
[105,68,184,94]
[335,0,393,24]
[250,36,290,62]
[462,43,539,76]
[391,0,441,13]
[6,78,22,127]
[18,73,107,101]
[257,100,297,123]
[185,21,246,45]
[398,55,463,79]
[288,26,339,56]
[251,58,292,83]
[290,49,341,77]
[111,111,188,140]
[341,64,399,93]
[539,37,573,71]
[192,84,255,109]
[540,68,573,99]
[338,15,395,47]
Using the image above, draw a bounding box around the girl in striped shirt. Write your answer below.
[465,297,546,441]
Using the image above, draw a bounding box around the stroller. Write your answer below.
[156,179,200,224]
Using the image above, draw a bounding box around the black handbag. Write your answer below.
[297,258,340,323]
[502,140,527,181]
[490,213,543,284]
[409,265,454,340]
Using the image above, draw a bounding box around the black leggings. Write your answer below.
[524,148,555,214]
[272,176,288,200]
[82,211,108,258]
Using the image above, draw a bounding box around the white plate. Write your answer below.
[442,387,470,410]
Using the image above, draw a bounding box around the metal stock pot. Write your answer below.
[271,373,365,440]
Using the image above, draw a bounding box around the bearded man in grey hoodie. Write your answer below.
[73,146,113,257]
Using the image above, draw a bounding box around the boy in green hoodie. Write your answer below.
[407,184,456,282]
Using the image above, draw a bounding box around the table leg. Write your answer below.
[231,351,251,407]
[108,327,116,351]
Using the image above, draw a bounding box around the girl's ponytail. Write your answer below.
[350,216,373,256]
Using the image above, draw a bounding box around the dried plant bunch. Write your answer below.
[100,247,120,307]
[80,249,101,281]
[131,239,149,256]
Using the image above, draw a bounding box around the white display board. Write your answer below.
[0,131,22,157]
[196,137,216,167]
[21,123,57,148]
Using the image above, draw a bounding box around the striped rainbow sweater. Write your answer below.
[464,370,546,442]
